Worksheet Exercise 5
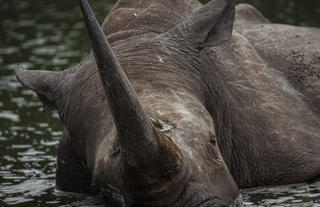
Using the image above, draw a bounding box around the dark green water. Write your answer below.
[0,0,319,206]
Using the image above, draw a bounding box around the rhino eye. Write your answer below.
[150,116,163,129]
[209,132,217,145]
[210,139,216,145]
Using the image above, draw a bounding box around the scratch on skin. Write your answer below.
[229,81,257,92]
[157,55,164,63]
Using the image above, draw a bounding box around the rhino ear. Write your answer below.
[15,67,64,111]
[164,0,235,48]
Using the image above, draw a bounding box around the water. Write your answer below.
[0,0,319,206]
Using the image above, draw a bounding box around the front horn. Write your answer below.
[79,0,189,203]
[79,0,158,164]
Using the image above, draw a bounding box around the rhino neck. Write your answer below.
[198,48,259,187]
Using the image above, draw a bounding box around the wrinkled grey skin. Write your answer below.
[14,0,320,206]
[213,4,320,188]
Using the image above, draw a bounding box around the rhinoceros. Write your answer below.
[15,0,320,206]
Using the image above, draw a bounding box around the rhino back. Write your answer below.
[192,4,320,188]
[204,30,320,187]
[236,23,320,117]
[102,0,202,36]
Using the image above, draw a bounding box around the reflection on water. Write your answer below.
[0,0,319,206]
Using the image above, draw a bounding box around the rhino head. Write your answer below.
[15,0,239,206]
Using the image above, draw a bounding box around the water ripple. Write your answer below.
[0,111,19,122]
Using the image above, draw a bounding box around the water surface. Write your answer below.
[0,0,319,206]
